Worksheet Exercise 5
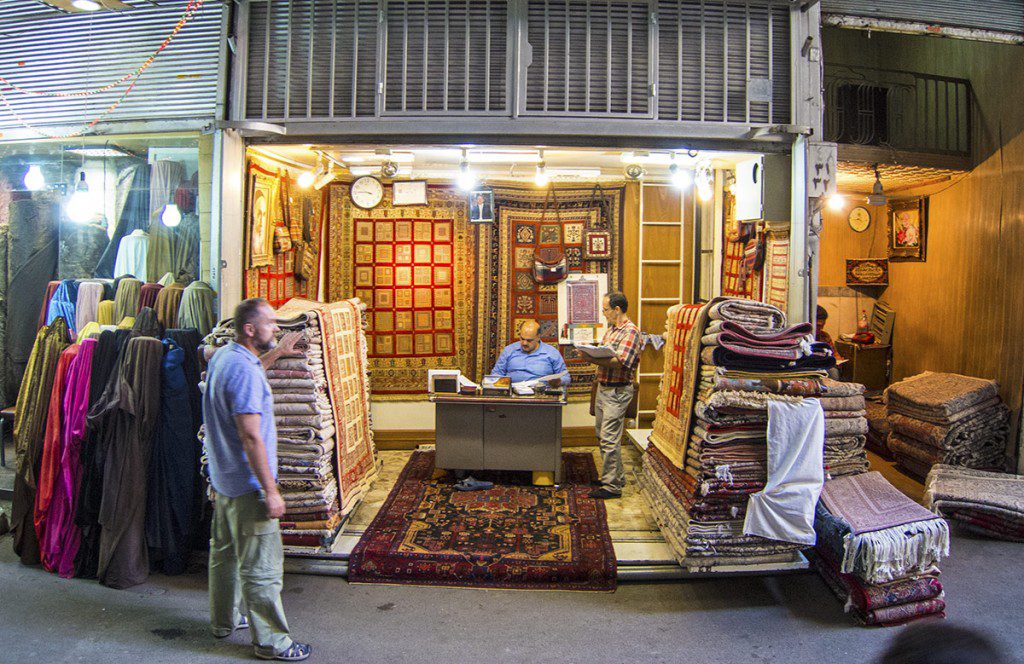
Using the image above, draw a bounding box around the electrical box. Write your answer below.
[734,157,763,221]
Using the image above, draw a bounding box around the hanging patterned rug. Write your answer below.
[348,450,616,591]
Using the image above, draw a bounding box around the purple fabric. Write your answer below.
[40,338,96,578]
[713,321,814,345]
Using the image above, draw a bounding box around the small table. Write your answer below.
[430,392,567,485]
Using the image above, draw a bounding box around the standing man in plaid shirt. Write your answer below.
[585,291,642,499]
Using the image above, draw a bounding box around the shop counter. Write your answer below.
[430,393,567,484]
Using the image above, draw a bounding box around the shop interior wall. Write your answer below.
[821,29,1024,462]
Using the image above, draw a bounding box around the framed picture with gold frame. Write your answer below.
[246,164,279,269]
[888,197,928,262]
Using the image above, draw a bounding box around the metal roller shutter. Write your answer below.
[0,0,223,132]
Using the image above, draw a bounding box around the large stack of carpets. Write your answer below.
[814,471,949,626]
[643,298,841,569]
[821,380,869,478]
[885,372,1009,479]
[926,465,1024,542]
[201,298,377,553]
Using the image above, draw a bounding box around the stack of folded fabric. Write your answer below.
[814,471,949,626]
[820,379,869,478]
[885,372,1009,479]
[644,298,839,569]
[864,397,892,459]
[201,298,378,553]
[926,464,1024,542]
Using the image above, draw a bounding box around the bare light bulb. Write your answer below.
[827,194,846,211]
[297,170,315,188]
[161,203,182,227]
[534,163,549,187]
[669,163,692,189]
[23,165,45,191]
[72,0,102,10]
[66,172,93,223]
[456,161,476,191]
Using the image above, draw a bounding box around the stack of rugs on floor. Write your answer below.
[926,465,1024,542]
[864,397,892,459]
[821,381,869,478]
[201,298,378,553]
[644,298,846,569]
[814,471,949,626]
[885,372,1009,479]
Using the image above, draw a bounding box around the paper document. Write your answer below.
[574,344,616,359]
[512,382,535,396]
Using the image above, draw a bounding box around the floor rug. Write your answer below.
[348,450,616,591]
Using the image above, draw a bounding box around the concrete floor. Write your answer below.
[0,520,1020,664]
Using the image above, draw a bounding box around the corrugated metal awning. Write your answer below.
[822,0,1024,42]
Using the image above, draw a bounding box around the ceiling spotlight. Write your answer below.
[71,0,102,10]
[23,165,45,191]
[534,150,549,187]
[624,164,645,181]
[313,166,337,191]
[161,203,182,228]
[66,172,93,223]
[297,170,315,188]
[827,193,846,211]
[381,161,400,178]
[669,157,692,189]
[456,150,477,191]
[866,164,887,206]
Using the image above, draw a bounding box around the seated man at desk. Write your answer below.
[490,319,570,389]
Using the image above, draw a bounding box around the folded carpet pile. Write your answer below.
[644,297,844,569]
[926,464,1024,542]
[885,372,1009,478]
[814,471,949,626]
[201,298,377,553]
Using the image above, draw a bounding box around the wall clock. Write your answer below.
[350,175,384,209]
[848,205,871,233]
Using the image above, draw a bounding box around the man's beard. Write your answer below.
[256,337,277,353]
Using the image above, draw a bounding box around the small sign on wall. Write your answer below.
[845,258,889,287]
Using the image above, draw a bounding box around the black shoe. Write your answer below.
[589,480,603,487]
[589,487,621,500]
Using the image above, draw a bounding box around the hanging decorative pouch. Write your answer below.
[295,241,318,282]
[533,186,568,284]
[274,224,293,253]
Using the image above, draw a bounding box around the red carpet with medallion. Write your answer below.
[347,451,616,591]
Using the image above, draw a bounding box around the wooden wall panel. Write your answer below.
[622,182,641,313]
[641,264,682,298]
[642,226,682,261]
[643,186,682,223]
[818,204,888,286]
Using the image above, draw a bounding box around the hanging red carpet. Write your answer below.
[348,451,616,591]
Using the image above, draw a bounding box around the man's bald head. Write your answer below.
[519,320,541,353]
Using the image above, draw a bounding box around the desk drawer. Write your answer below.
[435,402,484,469]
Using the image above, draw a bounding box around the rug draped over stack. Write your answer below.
[885,372,1009,478]
[813,471,949,626]
[202,298,378,552]
[643,297,845,569]
[926,465,1024,541]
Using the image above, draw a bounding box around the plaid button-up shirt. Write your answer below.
[598,316,642,385]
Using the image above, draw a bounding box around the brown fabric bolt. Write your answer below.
[154,281,185,329]
[96,336,164,589]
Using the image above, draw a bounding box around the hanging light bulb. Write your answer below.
[866,164,887,206]
[668,156,692,189]
[456,149,476,191]
[66,171,93,223]
[161,203,182,227]
[827,193,846,211]
[534,150,549,187]
[23,165,45,191]
[695,164,714,202]
[72,0,101,9]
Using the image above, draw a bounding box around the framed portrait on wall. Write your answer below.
[888,197,928,262]
[246,164,279,269]
[468,189,495,224]
[392,180,427,206]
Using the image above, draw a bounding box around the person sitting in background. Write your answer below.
[490,319,570,388]
[816,305,843,379]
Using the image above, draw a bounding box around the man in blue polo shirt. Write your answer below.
[490,319,570,388]
[203,297,311,662]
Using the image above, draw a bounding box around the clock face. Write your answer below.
[848,206,871,233]
[350,176,384,209]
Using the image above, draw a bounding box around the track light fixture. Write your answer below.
[534,149,549,187]
[624,164,645,181]
[456,149,477,191]
[669,154,692,189]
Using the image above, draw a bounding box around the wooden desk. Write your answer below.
[836,340,891,392]
[430,393,567,484]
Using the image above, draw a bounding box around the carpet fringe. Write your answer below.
[840,518,950,584]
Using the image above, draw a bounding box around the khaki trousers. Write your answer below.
[594,384,634,494]
[209,491,291,656]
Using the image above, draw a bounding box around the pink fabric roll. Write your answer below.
[139,282,164,310]
[75,282,106,334]
[39,338,96,577]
